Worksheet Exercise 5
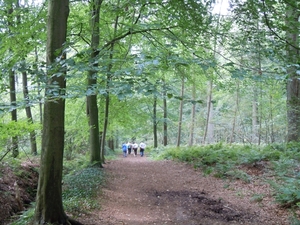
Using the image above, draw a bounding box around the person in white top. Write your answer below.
[139,142,146,157]
[132,142,138,156]
[127,142,132,155]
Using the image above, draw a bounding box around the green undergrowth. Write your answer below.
[62,166,105,214]
[151,142,300,212]
[10,152,109,225]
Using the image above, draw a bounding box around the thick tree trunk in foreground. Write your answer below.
[33,0,82,224]
[286,5,300,142]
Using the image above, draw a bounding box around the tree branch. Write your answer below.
[99,26,177,54]
[261,0,300,51]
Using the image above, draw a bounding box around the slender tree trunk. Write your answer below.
[269,94,275,143]
[35,47,43,124]
[189,82,196,146]
[163,79,168,146]
[203,80,213,144]
[259,81,263,145]
[7,1,18,158]
[176,76,184,147]
[230,81,239,144]
[22,71,37,155]
[286,4,300,142]
[9,69,18,157]
[87,0,102,166]
[33,1,82,224]
[101,4,118,163]
[101,93,109,163]
[252,88,258,144]
[257,33,262,145]
[153,94,158,148]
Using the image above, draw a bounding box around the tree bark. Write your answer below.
[230,81,239,144]
[269,94,275,143]
[189,82,196,146]
[35,46,43,125]
[286,4,300,142]
[87,0,102,166]
[22,71,37,155]
[176,75,184,147]
[153,94,158,148]
[7,1,18,158]
[163,79,168,146]
[252,88,258,143]
[9,69,18,158]
[33,0,82,224]
[203,80,213,144]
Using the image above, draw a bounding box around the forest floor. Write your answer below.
[77,153,296,225]
[0,160,38,225]
[1,153,299,224]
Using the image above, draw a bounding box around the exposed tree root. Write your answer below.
[68,217,84,225]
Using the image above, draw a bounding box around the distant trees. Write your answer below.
[0,0,298,220]
[0,0,297,156]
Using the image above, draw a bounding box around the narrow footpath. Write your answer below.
[78,154,289,225]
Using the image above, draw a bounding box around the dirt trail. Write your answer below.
[78,154,289,225]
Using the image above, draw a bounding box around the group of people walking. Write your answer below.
[122,141,146,157]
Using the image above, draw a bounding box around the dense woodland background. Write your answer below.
[0,0,299,224]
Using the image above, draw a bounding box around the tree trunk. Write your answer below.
[176,76,184,147]
[153,94,158,148]
[33,1,82,224]
[101,1,119,163]
[7,1,18,158]
[35,46,43,124]
[9,69,18,158]
[252,88,258,144]
[286,5,300,142]
[269,94,275,143]
[230,81,239,143]
[22,71,37,155]
[189,82,196,146]
[163,79,168,146]
[87,0,102,166]
[101,92,109,163]
[203,80,214,144]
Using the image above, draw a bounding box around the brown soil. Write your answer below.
[0,161,39,225]
[78,154,294,225]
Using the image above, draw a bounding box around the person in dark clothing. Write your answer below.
[127,142,132,155]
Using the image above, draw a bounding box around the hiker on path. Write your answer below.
[132,142,138,156]
[122,143,128,157]
[127,142,132,155]
[139,142,146,157]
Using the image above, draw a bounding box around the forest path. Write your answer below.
[78,153,288,225]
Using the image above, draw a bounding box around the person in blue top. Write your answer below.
[122,142,128,157]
